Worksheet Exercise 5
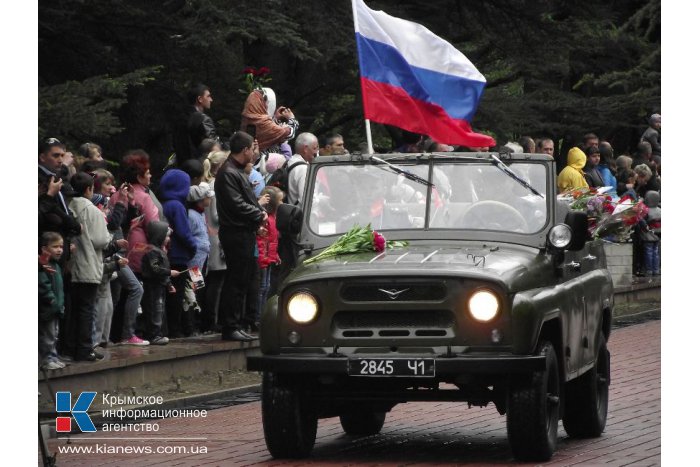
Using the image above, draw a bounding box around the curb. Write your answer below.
[612,306,660,325]
[134,383,262,412]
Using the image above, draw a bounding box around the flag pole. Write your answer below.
[353,0,374,155]
[364,119,374,155]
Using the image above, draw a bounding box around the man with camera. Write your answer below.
[38,138,80,240]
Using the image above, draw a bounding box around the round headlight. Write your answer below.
[468,290,500,322]
[548,224,573,249]
[287,292,319,324]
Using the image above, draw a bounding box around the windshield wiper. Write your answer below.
[489,154,544,198]
[369,156,434,187]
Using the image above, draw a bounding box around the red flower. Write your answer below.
[622,215,638,226]
[372,231,386,252]
[256,66,271,76]
[242,67,255,75]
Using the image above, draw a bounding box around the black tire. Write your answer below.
[563,332,610,438]
[340,410,386,436]
[261,372,318,458]
[507,341,560,462]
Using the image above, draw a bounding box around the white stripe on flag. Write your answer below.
[352,0,486,83]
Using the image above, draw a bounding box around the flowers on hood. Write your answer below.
[558,187,647,242]
[303,224,408,265]
[372,231,387,252]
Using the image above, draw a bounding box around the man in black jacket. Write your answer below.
[177,83,220,164]
[38,138,81,251]
[583,146,605,188]
[215,131,268,341]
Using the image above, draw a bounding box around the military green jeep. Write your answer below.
[247,152,613,461]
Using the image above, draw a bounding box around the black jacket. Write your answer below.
[39,194,81,240]
[214,158,265,231]
[188,107,218,157]
[584,165,605,188]
[141,221,172,287]
[142,248,172,287]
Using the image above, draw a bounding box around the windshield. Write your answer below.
[309,160,548,236]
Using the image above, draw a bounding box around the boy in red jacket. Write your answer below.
[255,186,283,331]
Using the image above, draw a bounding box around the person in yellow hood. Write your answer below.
[557,147,589,193]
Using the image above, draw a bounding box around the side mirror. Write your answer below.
[564,211,588,251]
[276,203,303,236]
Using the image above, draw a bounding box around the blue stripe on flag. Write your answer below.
[356,34,486,122]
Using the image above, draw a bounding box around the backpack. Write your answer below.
[266,160,305,203]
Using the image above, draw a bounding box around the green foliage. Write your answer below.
[38,66,161,147]
[38,0,660,163]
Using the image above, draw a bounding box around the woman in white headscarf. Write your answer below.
[240,87,299,162]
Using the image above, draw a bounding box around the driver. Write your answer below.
[462,166,544,232]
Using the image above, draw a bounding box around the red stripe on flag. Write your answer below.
[360,78,495,148]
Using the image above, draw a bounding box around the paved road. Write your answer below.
[46,320,660,466]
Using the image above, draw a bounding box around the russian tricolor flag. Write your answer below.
[352,0,495,148]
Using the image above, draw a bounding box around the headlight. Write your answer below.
[468,289,500,322]
[287,292,319,324]
[548,224,573,249]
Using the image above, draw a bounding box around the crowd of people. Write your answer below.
[38,81,661,370]
[554,122,661,278]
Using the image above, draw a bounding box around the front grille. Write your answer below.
[340,283,447,302]
[333,310,454,329]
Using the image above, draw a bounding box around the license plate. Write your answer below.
[348,358,435,377]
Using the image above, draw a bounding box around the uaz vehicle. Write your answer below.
[247,151,613,461]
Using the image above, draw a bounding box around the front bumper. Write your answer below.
[247,354,546,374]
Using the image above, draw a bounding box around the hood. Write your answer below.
[644,190,660,207]
[91,193,107,206]
[567,147,586,171]
[159,169,191,203]
[262,87,276,118]
[146,220,170,248]
[287,243,551,293]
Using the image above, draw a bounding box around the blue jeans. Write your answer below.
[257,267,272,324]
[39,318,59,365]
[111,266,144,340]
[93,279,113,346]
[142,282,166,340]
[643,242,660,274]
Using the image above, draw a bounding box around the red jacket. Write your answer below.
[257,213,280,268]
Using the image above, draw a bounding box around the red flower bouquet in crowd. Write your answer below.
[558,188,647,242]
[240,66,272,94]
[303,224,408,265]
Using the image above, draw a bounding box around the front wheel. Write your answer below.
[340,410,386,436]
[507,341,560,462]
[563,332,610,437]
[261,372,318,458]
